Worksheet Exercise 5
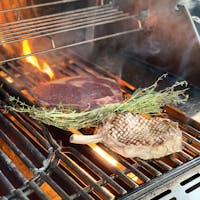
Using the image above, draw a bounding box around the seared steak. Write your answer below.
[33,76,122,110]
[70,113,182,160]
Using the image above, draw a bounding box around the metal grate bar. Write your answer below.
[0,169,15,193]
[179,150,193,160]
[8,63,50,88]
[115,157,150,182]
[0,150,27,184]
[13,189,29,200]
[0,8,121,39]
[0,76,34,106]
[40,171,72,199]
[183,141,200,155]
[151,160,173,171]
[1,113,47,163]
[164,105,200,130]
[135,158,162,177]
[119,157,200,200]
[169,156,183,166]
[1,13,132,45]
[52,166,94,200]
[6,62,26,75]
[68,147,127,195]
[0,65,15,80]
[112,168,139,188]
[6,62,36,86]
[180,124,200,138]
[8,111,51,151]
[56,151,114,200]
[0,0,79,13]
[183,130,200,146]
[69,133,139,190]
[0,28,143,64]
[0,4,112,27]
[0,5,129,44]
[185,124,200,136]
[0,120,42,173]
[28,181,50,200]
[0,86,51,150]
[0,5,114,32]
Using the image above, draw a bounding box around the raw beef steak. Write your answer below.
[33,76,122,110]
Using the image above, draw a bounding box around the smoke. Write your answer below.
[146,39,161,55]
[178,38,196,78]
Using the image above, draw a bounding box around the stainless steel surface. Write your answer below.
[0,0,79,12]
[126,0,200,87]
[0,28,143,64]
[1,6,128,44]
[138,165,200,200]
[0,3,143,64]
[183,5,200,44]
[192,16,200,24]
[1,15,139,45]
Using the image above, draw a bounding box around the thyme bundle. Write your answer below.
[7,74,189,130]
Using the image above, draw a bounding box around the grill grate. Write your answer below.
[0,50,200,199]
[1,5,133,44]
[0,3,143,64]
[0,0,79,13]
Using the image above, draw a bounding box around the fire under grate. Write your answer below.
[0,50,200,200]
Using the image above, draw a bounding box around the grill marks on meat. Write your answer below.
[33,76,122,110]
[108,113,170,145]
[70,113,182,160]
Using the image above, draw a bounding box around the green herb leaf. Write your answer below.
[6,75,189,130]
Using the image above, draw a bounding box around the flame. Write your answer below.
[66,153,115,199]
[92,146,118,166]
[1,40,15,55]
[69,128,143,185]
[22,40,54,79]
[127,172,143,184]
[0,71,14,83]
[69,128,120,167]
[42,61,55,80]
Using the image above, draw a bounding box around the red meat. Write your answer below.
[33,76,122,110]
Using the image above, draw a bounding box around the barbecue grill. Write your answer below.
[0,0,200,199]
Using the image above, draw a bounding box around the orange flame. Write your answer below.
[42,61,55,80]
[92,146,118,166]
[69,128,143,185]
[22,40,54,79]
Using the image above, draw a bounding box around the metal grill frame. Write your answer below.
[0,1,143,64]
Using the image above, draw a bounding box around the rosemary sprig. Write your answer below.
[7,75,189,130]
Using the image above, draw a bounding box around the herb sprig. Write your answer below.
[7,74,189,130]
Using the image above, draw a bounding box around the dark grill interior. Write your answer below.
[0,0,200,199]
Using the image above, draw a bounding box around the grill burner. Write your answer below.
[0,0,200,199]
[0,50,200,200]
